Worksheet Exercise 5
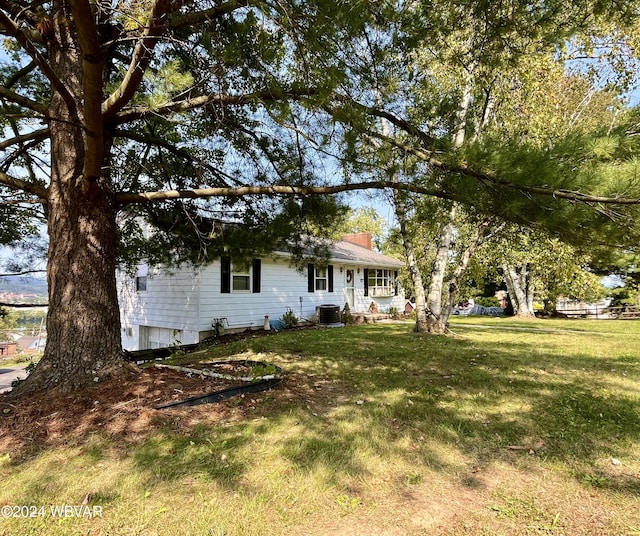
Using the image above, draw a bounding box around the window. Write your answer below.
[136,264,149,292]
[136,276,147,292]
[221,257,261,293]
[315,266,327,291]
[307,264,334,293]
[232,266,251,292]
[143,327,182,349]
[366,269,396,297]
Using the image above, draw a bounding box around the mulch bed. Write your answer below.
[0,326,338,457]
[0,364,302,456]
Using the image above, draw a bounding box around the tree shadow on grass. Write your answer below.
[1,323,639,506]
[238,324,640,494]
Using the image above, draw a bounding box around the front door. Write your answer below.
[345,267,355,310]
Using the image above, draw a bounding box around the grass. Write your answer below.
[2,318,640,535]
[0,354,38,369]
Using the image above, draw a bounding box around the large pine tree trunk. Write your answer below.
[12,16,126,394]
[29,143,125,393]
[16,165,126,398]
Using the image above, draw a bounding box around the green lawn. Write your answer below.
[1,319,639,535]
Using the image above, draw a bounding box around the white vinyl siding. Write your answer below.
[117,266,201,350]
[118,255,406,350]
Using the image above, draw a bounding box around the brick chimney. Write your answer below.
[342,232,372,250]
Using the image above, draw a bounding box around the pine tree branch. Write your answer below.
[363,129,640,206]
[0,302,47,308]
[113,88,317,124]
[102,0,174,121]
[165,0,252,29]
[113,182,454,205]
[0,86,47,115]
[0,0,44,28]
[0,170,47,200]
[114,128,239,186]
[4,60,37,89]
[328,96,437,148]
[0,128,49,151]
[0,269,46,277]
[0,7,76,114]
[114,176,640,207]
[0,198,42,205]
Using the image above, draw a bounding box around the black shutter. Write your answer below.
[328,265,334,293]
[363,268,369,297]
[221,256,231,293]
[252,259,261,293]
[394,270,399,296]
[307,263,315,293]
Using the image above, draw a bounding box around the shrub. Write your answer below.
[475,296,501,308]
[341,303,354,325]
[281,308,299,329]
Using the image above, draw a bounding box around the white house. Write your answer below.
[118,233,405,350]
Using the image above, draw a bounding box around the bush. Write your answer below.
[280,308,299,329]
[385,306,400,319]
[475,296,501,308]
[341,303,354,325]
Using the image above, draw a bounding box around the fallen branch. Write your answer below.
[155,362,280,382]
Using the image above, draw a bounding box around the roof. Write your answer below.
[16,335,46,350]
[327,239,404,268]
[274,236,404,269]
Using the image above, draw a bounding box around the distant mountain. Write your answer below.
[0,276,48,297]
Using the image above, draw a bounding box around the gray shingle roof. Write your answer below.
[274,236,404,268]
[328,240,404,268]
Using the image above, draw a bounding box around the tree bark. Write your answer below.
[12,10,126,395]
[425,204,456,334]
[393,192,429,332]
[441,219,491,324]
[502,263,536,318]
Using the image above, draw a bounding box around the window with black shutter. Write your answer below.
[307,263,332,292]
[221,257,231,293]
[308,264,315,292]
[328,265,334,293]
[363,268,369,297]
[252,259,261,293]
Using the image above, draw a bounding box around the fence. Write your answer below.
[556,305,640,319]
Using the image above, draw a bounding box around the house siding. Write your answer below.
[119,254,405,351]
[118,265,202,350]
[198,257,344,332]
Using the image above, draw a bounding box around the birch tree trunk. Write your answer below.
[502,263,536,318]
[425,204,456,334]
[441,220,492,321]
[421,64,476,334]
[393,192,429,332]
